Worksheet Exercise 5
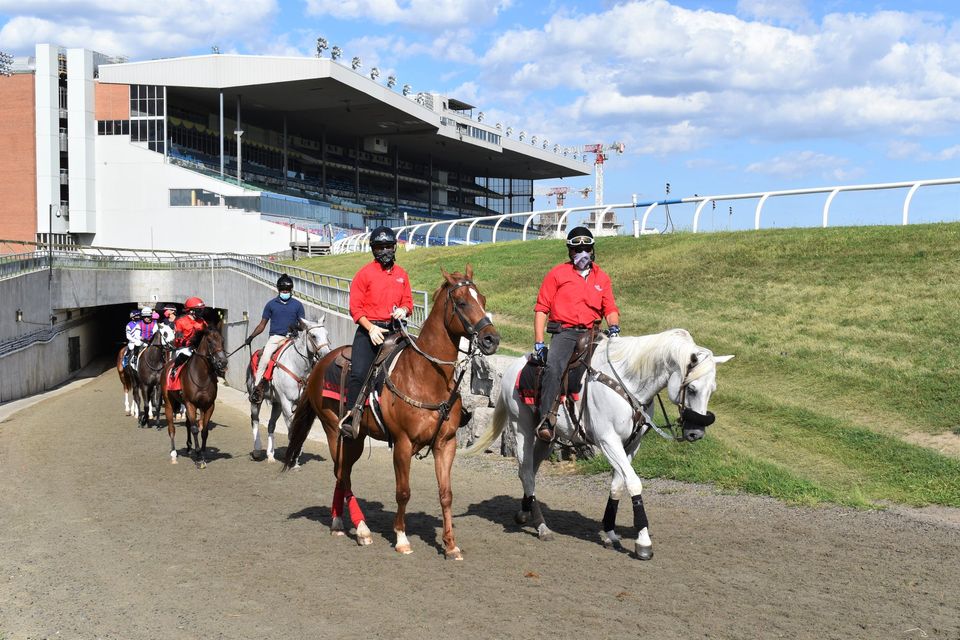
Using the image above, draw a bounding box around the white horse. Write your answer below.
[467,328,733,560]
[246,317,331,463]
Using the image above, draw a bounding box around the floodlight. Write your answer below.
[531,135,537,145]
[370,67,380,80]
[496,122,502,130]
[477,111,484,122]
[210,45,220,55]
[553,144,560,153]
[331,46,342,60]
[351,56,361,70]
[402,84,412,96]
[316,37,328,57]
[506,127,513,137]
[387,75,397,88]
[518,131,525,141]
[415,93,426,106]
[542,139,549,149]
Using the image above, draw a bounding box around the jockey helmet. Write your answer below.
[140,306,153,317]
[129,310,140,319]
[184,297,205,310]
[276,273,294,291]
[369,226,397,247]
[566,226,594,247]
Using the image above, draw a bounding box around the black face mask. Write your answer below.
[373,246,396,267]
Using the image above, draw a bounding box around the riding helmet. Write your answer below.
[277,273,294,291]
[566,226,594,246]
[369,226,397,246]
[184,296,205,309]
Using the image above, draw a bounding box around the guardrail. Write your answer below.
[0,240,429,328]
[332,175,960,253]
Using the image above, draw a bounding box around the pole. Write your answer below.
[48,203,53,283]
[219,91,224,177]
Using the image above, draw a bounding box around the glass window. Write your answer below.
[98,120,105,135]
[121,120,129,135]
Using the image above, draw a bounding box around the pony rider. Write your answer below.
[338,226,412,439]
[533,225,620,442]
[173,297,208,368]
[244,273,306,404]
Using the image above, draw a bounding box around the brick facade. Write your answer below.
[95,82,129,120]
[0,74,38,246]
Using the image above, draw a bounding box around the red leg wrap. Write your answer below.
[346,493,364,527]
[331,485,346,518]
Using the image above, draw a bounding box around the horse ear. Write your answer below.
[298,317,308,329]
[319,314,326,325]
[440,266,456,284]
[714,354,735,364]
[690,352,700,365]
[465,263,474,280]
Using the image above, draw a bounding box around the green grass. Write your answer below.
[287,223,960,508]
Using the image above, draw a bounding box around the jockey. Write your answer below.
[245,273,306,403]
[161,305,177,330]
[533,226,620,442]
[131,306,158,369]
[123,309,141,368]
[339,226,412,439]
[173,297,208,367]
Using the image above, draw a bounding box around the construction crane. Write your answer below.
[534,185,593,208]
[578,142,625,206]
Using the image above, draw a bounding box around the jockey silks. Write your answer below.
[174,314,207,348]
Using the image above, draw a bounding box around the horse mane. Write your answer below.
[605,328,703,381]
[431,272,466,304]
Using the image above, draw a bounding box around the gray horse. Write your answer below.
[246,317,330,463]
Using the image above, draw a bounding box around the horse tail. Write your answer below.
[464,384,506,456]
[281,395,316,471]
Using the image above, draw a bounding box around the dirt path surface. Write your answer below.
[1,370,959,640]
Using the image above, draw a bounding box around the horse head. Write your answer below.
[438,264,500,355]
[297,316,331,364]
[157,323,175,348]
[197,328,229,376]
[665,348,734,442]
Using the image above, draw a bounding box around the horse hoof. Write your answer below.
[537,528,554,542]
[197,460,206,470]
[603,538,624,551]
[266,455,276,463]
[445,547,463,561]
[395,543,412,554]
[170,458,177,465]
[358,536,374,547]
[331,530,346,537]
[634,545,654,561]
[514,510,530,525]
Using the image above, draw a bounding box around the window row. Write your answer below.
[130,84,164,118]
[97,120,130,136]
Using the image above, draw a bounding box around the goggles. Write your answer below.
[567,235,594,247]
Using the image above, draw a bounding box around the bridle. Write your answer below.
[399,279,491,367]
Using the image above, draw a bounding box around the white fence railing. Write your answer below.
[332,176,960,254]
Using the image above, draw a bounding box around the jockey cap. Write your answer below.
[277,273,294,291]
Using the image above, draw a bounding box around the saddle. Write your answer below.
[516,327,600,421]
[322,333,408,420]
[249,338,293,383]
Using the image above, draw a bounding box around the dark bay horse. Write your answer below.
[135,324,175,428]
[161,328,228,467]
[282,266,500,560]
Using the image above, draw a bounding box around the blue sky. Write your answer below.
[4,0,960,232]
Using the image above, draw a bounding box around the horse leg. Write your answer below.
[184,402,198,455]
[528,438,555,541]
[601,471,626,551]
[250,396,263,461]
[595,434,652,560]
[197,405,214,469]
[433,434,462,560]
[515,406,554,540]
[266,399,283,463]
[330,482,347,537]
[341,442,371,546]
[392,437,415,554]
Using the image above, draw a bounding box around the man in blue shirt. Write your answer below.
[245,273,306,403]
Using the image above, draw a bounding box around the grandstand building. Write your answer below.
[0,43,590,254]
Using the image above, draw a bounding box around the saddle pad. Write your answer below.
[515,357,585,406]
[166,364,184,392]
[322,358,347,401]
[249,339,291,383]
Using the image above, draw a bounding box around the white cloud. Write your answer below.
[304,0,511,29]
[0,0,277,58]
[887,140,960,161]
[746,150,863,181]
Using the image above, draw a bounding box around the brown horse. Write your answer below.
[116,346,134,416]
[161,328,228,467]
[282,266,500,560]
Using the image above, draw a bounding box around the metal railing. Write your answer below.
[0,240,430,328]
[332,175,960,253]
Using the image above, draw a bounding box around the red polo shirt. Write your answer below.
[349,261,414,323]
[534,262,619,327]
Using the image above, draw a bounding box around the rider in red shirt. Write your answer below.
[533,226,620,441]
[339,226,413,438]
[173,296,208,366]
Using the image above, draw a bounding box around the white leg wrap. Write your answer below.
[636,527,651,547]
[395,530,410,551]
[604,530,620,544]
[267,434,275,459]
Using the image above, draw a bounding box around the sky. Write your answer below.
[4,0,960,232]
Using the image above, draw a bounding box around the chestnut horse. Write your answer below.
[282,266,500,560]
[161,328,228,468]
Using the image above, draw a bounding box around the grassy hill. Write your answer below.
[288,223,960,508]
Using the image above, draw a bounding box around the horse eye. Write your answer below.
[457,300,467,308]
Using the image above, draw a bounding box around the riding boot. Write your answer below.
[536,414,556,442]
[338,409,360,439]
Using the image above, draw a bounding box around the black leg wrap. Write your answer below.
[631,494,649,532]
[602,497,619,532]
[530,497,546,528]
[521,495,534,512]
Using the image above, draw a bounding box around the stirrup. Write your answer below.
[536,416,555,442]
[338,411,359,439]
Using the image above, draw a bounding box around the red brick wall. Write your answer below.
[95,82,129,120]
[0,74,37,247]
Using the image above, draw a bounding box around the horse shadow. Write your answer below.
[272,445,325,466]
[176,446,233,462]
[288,500,445,554]
[460,494,619,550]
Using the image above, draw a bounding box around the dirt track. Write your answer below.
[1,370,959,639]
